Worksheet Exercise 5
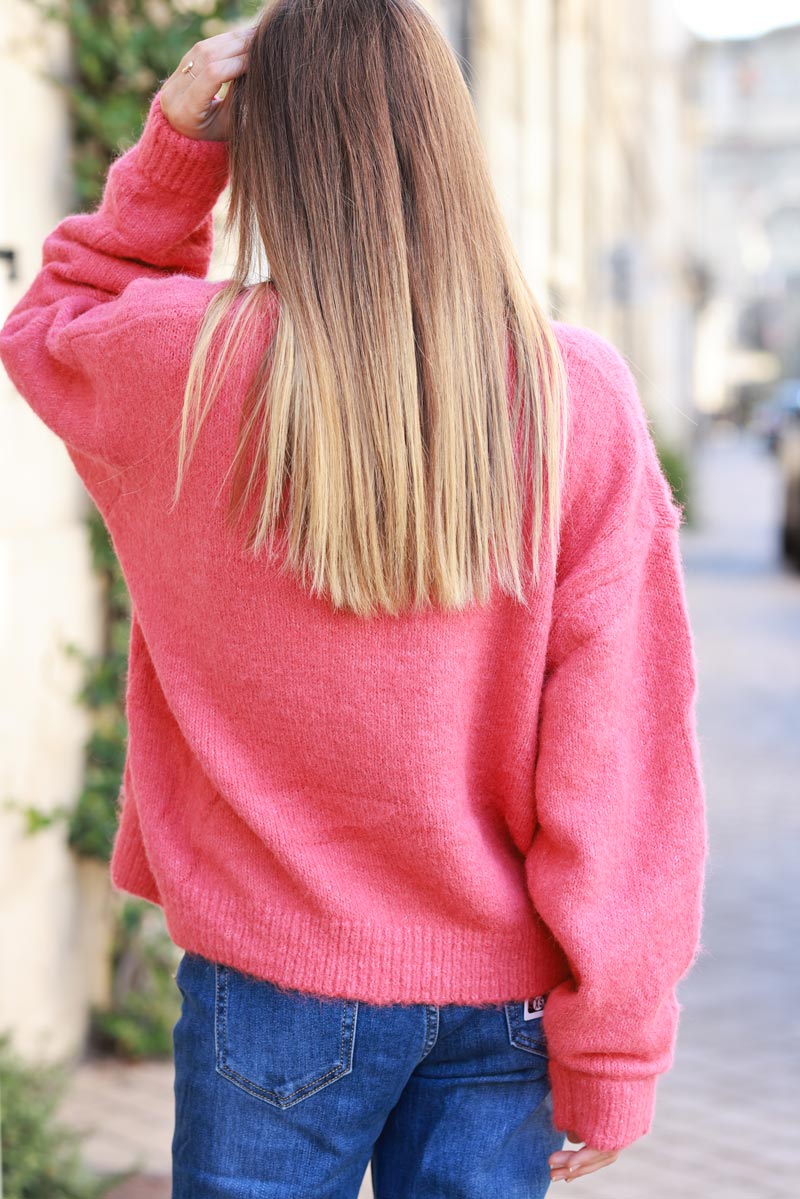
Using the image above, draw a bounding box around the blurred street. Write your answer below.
[57,423,800,1198]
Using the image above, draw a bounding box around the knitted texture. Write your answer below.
[0,89,708,1152]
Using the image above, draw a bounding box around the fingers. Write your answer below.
[549,1135,584,1170]
[549,1145,621,1183]
[162,26,257,139]
[178,25,256,80]
[181,51,250,96]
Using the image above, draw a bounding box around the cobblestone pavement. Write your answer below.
[57,424,800,1198]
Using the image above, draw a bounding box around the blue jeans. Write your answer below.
[172,951,566,1198]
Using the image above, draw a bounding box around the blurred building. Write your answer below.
[686,23,800,418]
[434,0,700,451]
[1,0,703,1060]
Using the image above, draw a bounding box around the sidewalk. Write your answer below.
[54,1057,172,1196]
[56,426,799,1198]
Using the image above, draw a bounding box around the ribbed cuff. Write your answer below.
[548,1059,659,1152]
[133,89,230,197]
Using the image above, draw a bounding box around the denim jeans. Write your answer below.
[171,950,566,1198]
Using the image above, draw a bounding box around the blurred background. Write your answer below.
[1,1,798,1196]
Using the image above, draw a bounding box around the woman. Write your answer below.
[0,2,707,1196]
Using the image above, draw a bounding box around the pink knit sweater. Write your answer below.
[0,90,707,1152]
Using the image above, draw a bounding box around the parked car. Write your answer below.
[751,378,800,453]
[778,406,800,569]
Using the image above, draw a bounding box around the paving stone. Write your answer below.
[102,1177,170,1199]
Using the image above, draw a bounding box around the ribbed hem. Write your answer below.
[547,1059,659,1151]
[132,89,230,197]
[109,832,570,1006]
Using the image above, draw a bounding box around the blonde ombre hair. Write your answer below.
[172,0,568,619]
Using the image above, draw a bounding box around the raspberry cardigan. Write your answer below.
[0,89,708,1152]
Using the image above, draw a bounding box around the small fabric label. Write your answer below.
[523,995,546,1020]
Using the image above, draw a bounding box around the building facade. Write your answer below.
[686,23,800,417]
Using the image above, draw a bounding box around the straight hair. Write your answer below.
[171,0,569,619]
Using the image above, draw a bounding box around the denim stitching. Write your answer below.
[214,964,358,1106]
[504,1002,548,1059]
[419,1005,439,1061]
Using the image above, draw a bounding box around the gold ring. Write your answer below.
[182,60,197,78]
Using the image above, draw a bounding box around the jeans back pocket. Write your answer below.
[504,996,549,1059]
[214,963,359,1108]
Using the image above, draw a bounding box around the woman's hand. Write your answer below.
[549,1130,622,1183]
[159,26,257,142]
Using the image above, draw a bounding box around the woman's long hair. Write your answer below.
[171,0,569,619]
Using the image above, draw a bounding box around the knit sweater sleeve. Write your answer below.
[527,328,708,1152]
[0,89,229,469]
